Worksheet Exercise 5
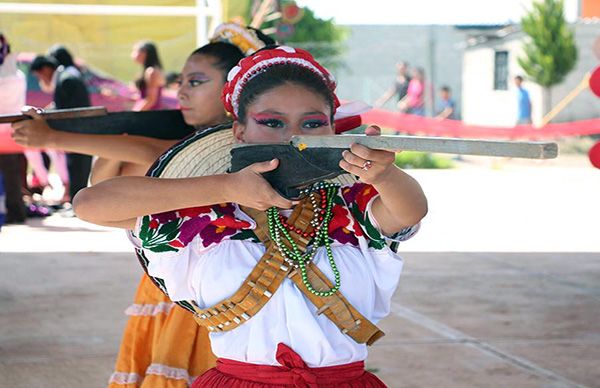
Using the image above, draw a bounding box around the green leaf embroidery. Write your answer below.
[350,203,386,250]
[148,244,179,253]
[139,216,150,240]
[157,220,180,236]
[230,229,260,243]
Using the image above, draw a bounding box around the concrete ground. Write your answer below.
[1,159,599,387]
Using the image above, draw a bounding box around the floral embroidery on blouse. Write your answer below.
[139,202,256,253]
[137,182,417,254]
[337,182,387,249]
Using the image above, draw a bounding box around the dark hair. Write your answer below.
[48,45,76,68]
[135,41,163,92]
[165,71,180,85]
[189,27,276,82]
[440,85,451,93]
[30,55,58,72]
[515,75,523,82]
[247,27,276,46]
[190,42,245,81]
[237,63,336,124]
[138,41,162,69]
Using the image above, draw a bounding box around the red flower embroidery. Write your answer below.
[353,220,364,237]
[168,239,185,248]
[200,224,237,247]
[355,185,378,213]
[178,206,213,218]
[328,204,360,245]
[149,219,159,229]
[212,215,251,229]
[328,204,351,233]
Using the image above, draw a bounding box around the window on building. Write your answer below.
[494,51,508,90]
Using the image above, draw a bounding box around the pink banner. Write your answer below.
[362,109,600,139]
[2,109,600,154]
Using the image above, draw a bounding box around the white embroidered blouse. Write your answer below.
[129,182,418,367]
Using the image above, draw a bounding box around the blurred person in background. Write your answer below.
[399,66,425,116]
[28,46,92,204]
[514,75,532,125]
[374,61,411,109]
[12,24,275,387]
[435,85,456,120]
[165,70,181,91]
[131,41,165,111]
[23,55,70,202]
[0,33,27,224]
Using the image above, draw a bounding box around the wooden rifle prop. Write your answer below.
[0,106,194,140]
[230,135,558,199]
[0,106,559,199]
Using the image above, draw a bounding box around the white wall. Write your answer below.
[462,38,540,127]
[333,25,465,117]
[462,22,600,127]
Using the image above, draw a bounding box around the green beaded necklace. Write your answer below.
[266,182,341,297]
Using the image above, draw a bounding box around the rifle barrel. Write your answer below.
[291,135,558,159]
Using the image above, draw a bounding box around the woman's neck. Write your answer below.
[193,115,231,131]
[193,119,230,132]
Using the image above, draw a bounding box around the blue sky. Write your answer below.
[295,0,579,25]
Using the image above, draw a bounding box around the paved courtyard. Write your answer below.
[1,161,599,387]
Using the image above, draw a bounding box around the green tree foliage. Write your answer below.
[518,0,577,88]
[228,0,348,70]
[281,6,348,71]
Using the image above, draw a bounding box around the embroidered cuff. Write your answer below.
[365,195,420,252]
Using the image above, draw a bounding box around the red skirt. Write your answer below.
[191,343,386,388]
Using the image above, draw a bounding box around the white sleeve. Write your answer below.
[128,217,202,302]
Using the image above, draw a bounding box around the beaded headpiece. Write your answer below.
[210,23,268,56]
[221,46,340,120]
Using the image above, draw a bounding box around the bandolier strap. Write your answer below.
[190,196,385,346]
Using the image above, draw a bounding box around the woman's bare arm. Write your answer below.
[90,158,149,185]
[73,160,295,229]
[90,158,123,185]
[12,108,176,165]
[339,126,427,235]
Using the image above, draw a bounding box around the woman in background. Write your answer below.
[12,24,274,387]
[131,41,166,111]
[0,32,27,224]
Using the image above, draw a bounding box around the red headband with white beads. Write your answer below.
[222,46,340,119]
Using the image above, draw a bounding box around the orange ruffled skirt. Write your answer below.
[108,274,216,387]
